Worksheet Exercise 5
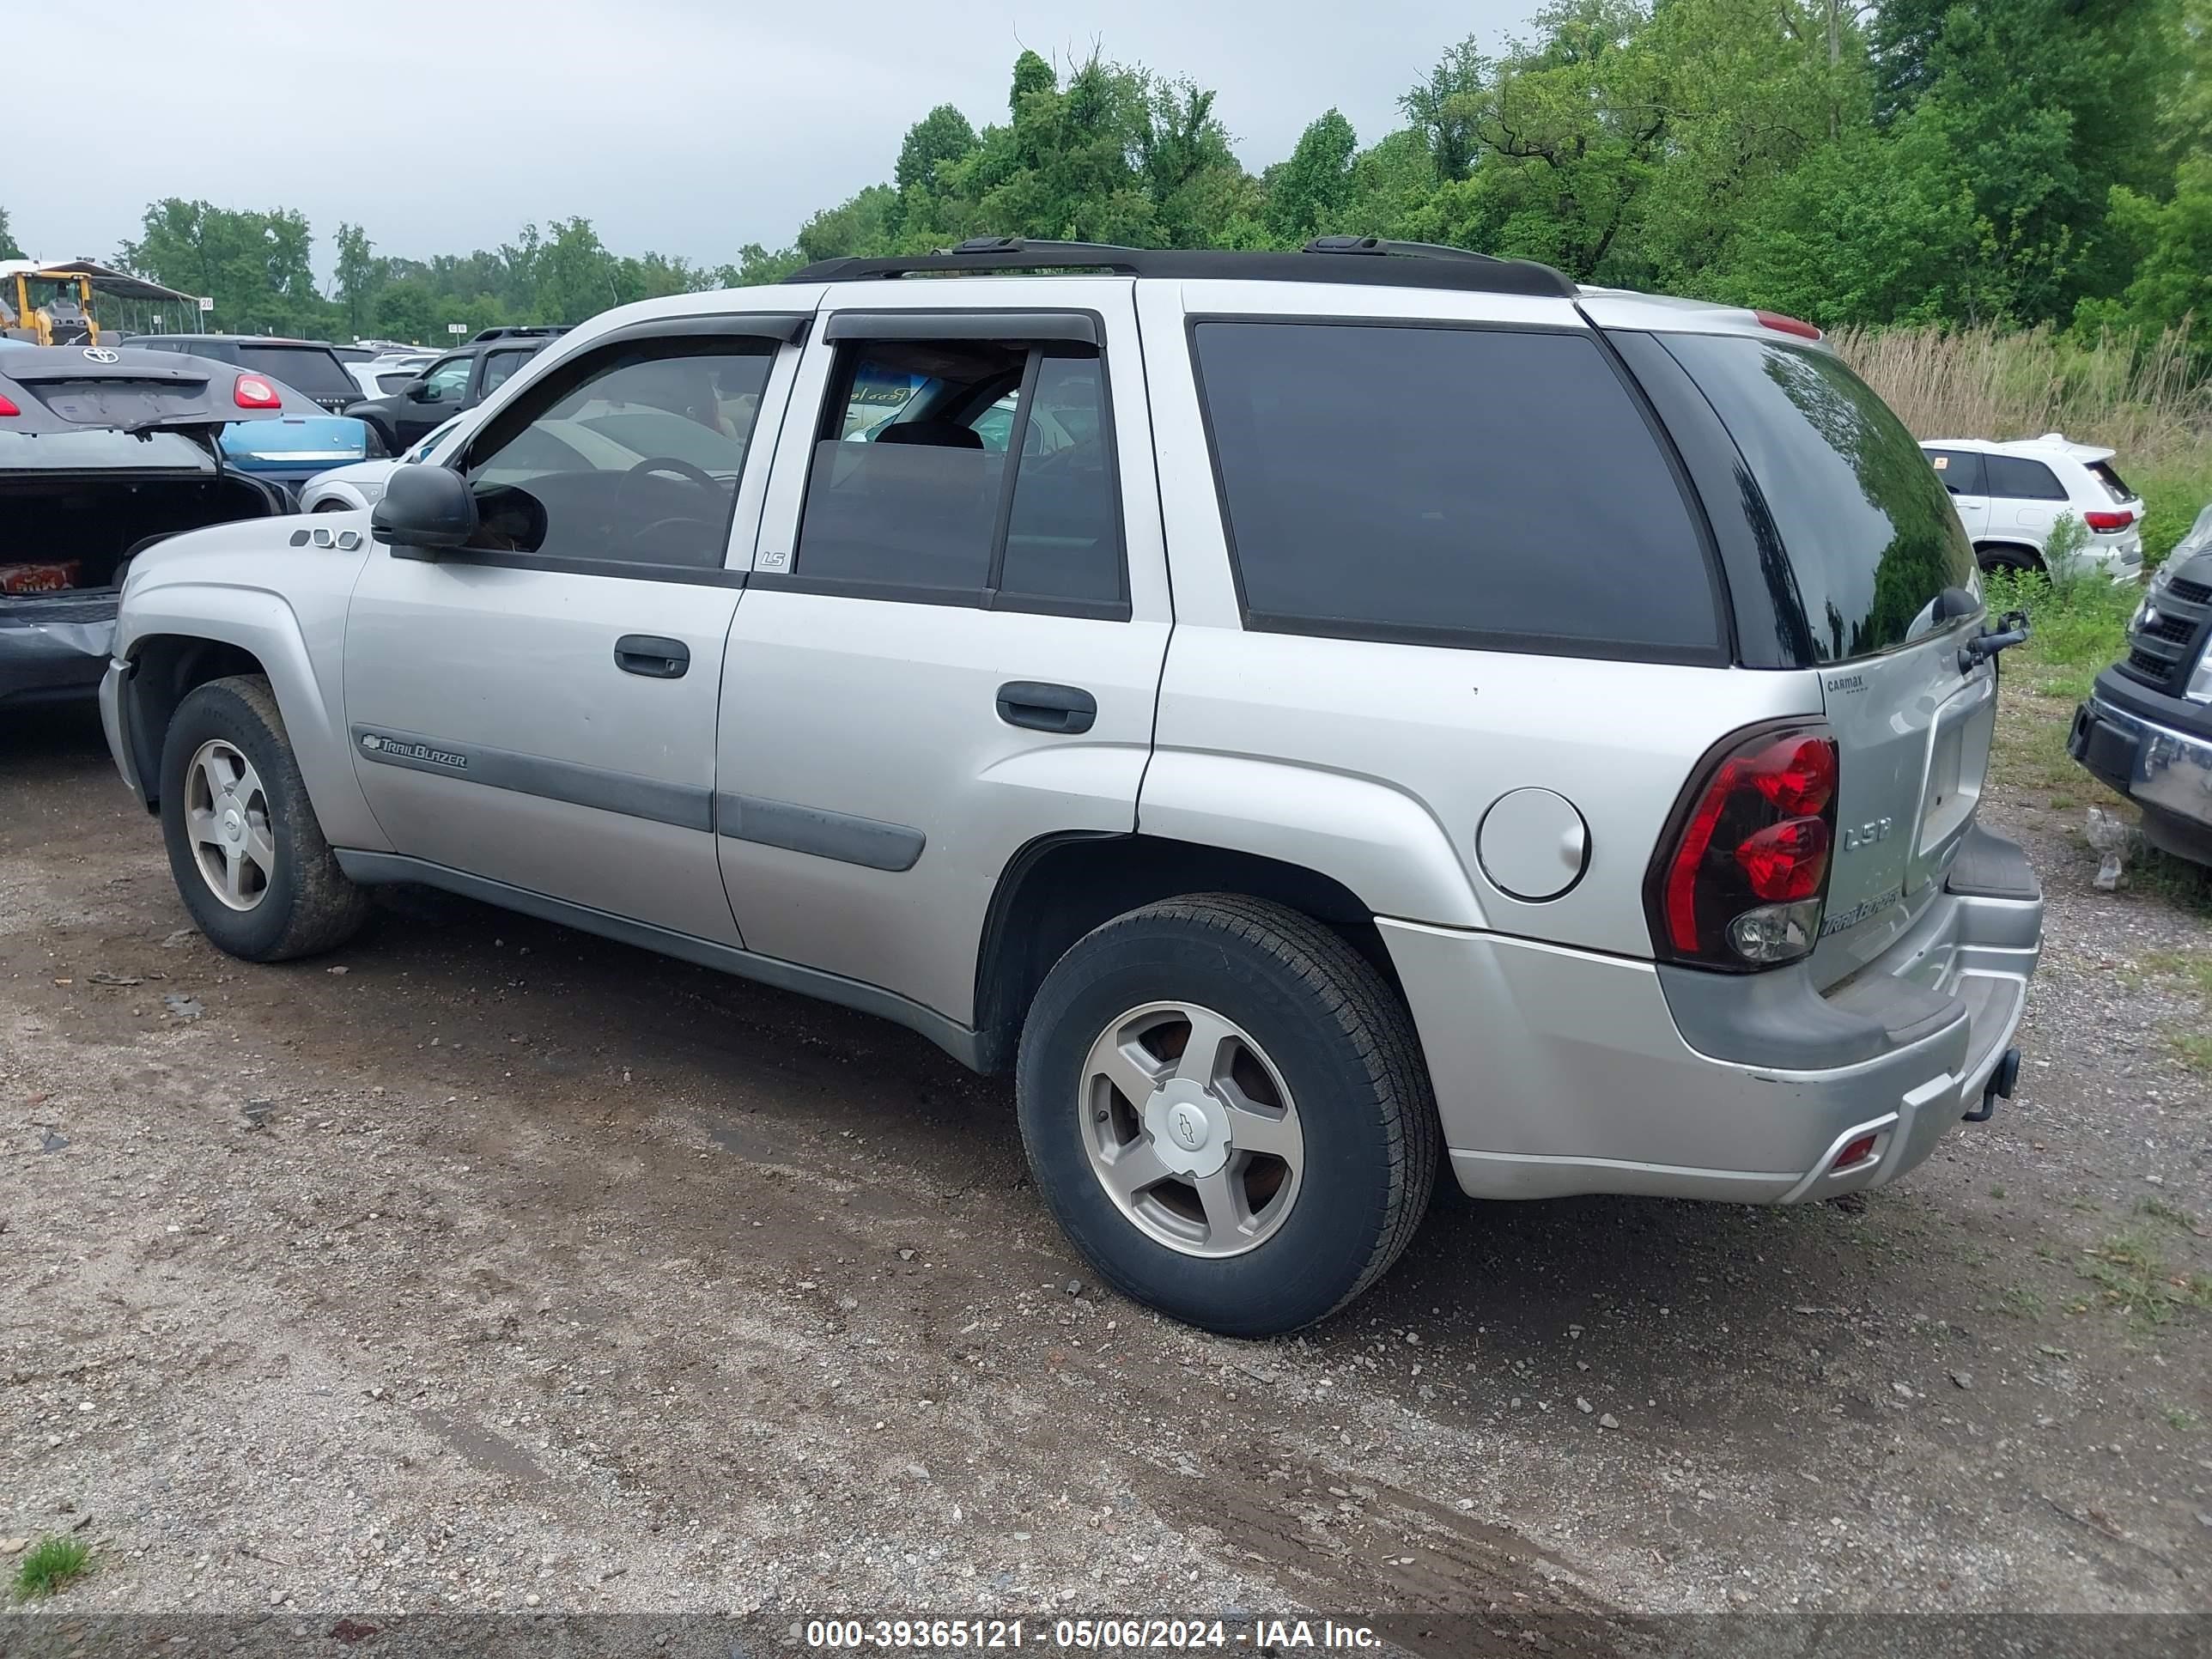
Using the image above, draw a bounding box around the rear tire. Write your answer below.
[158,675,370,962]
[1016,894,1438,1336]
[1976,544,2043,575]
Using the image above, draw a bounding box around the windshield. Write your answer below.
[1661,334,1978,663]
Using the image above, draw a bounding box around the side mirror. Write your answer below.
[405,379,438,403]
[371,464,477,559]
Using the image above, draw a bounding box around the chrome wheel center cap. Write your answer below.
[222,807,243,842]
[1145,1082,1232,1178]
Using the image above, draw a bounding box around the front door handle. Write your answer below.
[996,680,1097,734]
[615,635,690,679]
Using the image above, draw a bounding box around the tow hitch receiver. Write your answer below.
[1964,1046,2021,1123]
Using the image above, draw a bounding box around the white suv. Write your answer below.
[99,237,2045,1335]
[1921,434,2146,580]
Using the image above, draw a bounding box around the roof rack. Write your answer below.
[791,236,1577,300]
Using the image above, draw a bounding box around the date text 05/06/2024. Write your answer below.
[802,1618,1382,1650]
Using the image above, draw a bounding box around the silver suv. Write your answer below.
[100,238,2045,1336]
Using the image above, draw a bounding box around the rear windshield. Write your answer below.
[1660,334,1977,663]
[2087,459,2134,503]
[1192,321,1721,660]
[234,344,356,404]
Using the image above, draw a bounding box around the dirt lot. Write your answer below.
[3,698,2209,1648]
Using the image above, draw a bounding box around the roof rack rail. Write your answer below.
[470,325,568,343]
[1302,234,1502,264]
[790,237,1577,300]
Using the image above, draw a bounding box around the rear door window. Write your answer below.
[1923,448,1986,495]
[234,344,357,406]
[1982,454,2069,501]
[1659,333,1977,663]
[1190,320,1721,659]
[784,335,1126,614]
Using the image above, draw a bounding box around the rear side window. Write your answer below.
[1660,334,1977,663]
[1923,448,1986,495]
[1983,454,2069,501]
[2087,459,2134,503]
[1191,321,1720,659]
[235,344,356,404]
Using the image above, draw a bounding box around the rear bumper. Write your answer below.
[2070,680,2212,860]
[1381,830,2042,1204]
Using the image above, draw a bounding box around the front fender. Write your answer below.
[118,574,389,853]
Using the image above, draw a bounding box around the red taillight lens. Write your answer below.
[1650,724,1840,969]
[1735,817,1831,901]
[1754,309,1823,341]
[1833,1133,1878,1170]
[234,374,281,409]
[0,392,18,417]
[2083,510,2134,532]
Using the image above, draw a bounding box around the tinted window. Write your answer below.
[1662,334,1977,663]
[2087,460,2134,503]
[1983,454,2068,501]
[461,341,774,569]
[790,338,1123,611]
[480,349,532,396]
[1194,321,1717,657]
[1923,447,1986,495]
[234,344,356,404]
[421,357,470,402]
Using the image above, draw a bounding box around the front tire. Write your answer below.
[1017,895,1438,1336]
[158,676,370,961]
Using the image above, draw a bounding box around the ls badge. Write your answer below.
[1842,817,1893,853]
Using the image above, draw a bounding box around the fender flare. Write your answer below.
[118,583,392,854]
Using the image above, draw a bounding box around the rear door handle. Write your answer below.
[996,680,1097,734]
[615,635,690,679]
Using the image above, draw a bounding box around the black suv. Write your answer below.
[128,335,362,414]
[342,326,567,452]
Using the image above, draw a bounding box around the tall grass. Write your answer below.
[1833,322,2212,562]
[1832,322,2212,465]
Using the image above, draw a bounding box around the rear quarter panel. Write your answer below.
[1133,279,1824,949]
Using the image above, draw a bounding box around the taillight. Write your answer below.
[0,392,18,417]
[2083,509,2134,532]
[234,374,281,409]
[1649,723,1838,970]
[1753,310,1823,342]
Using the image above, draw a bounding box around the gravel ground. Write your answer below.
[2,698,2208,1650]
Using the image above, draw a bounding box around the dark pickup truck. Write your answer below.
[2070,520,2212,866]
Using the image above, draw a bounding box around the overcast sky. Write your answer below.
[11,0,1534,277]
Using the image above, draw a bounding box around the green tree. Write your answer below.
[118,199,336,335]
[0,204,23,261]
[333,221,378,337]
[894,104,981,203]
[1266,110,1359,243]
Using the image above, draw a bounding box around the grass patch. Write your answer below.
[2137,1196,2201,1231]
[2078,1230,2212,1328]
[1999,1284,2046,1319]
[2168,1405,2205,1432]
[11,1535,91,1602]
[2140,951,2212,1000]
[2172,1030,2212,1074]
